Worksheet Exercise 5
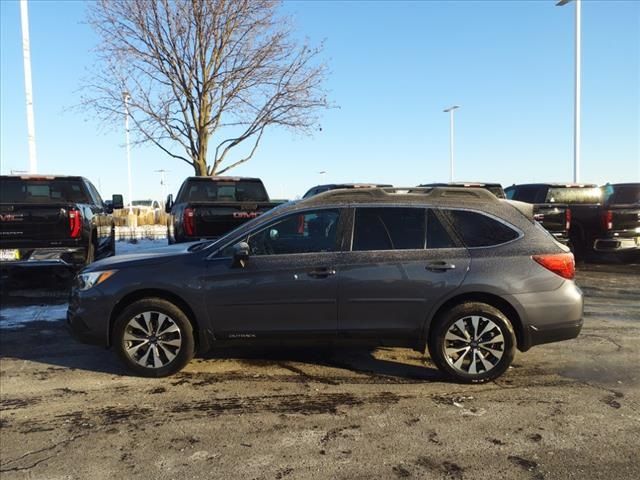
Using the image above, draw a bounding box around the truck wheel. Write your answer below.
[113,298,195,377]
[428,302,516,383]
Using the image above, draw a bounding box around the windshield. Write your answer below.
[178,180,269,203]
[132,200,153,207]
[0,178,90,204]
[546,187,602,204]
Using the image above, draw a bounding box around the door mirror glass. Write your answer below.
[111,194,124,210]
[232,241,250,268]
[269,228,279,241]
[165,194,174,213]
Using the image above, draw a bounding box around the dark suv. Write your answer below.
[68,187,583,383]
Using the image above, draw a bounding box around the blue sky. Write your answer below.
[1,0,638,201]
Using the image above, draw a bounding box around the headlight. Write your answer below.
[76,270,117,291]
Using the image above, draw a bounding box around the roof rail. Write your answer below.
[314,186,501,203]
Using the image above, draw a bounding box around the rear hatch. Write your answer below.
[0,204,76,245]
[0,176,89,249]
[532,204,570,235]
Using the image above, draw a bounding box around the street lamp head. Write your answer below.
[443,105,460,113]
[123,91,131,102]
[556,0,573,6]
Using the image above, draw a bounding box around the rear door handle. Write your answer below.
[425,261,456,272]
[308,267,336,278]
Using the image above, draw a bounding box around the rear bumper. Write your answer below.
[505,281,584,351]
[0,247,87,269]
[593,235,639,253]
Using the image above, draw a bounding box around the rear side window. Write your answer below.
[441,210,519,247]
[353,207,425,251]
[0,178,90,204]
[178,180,268,203]
[508,186,543,203]
[546,187,601,204]
[606,185,640,205]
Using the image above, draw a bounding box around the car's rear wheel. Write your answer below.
[113,298,195,377]
[428,302,516,383]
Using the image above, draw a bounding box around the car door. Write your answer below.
[336,207,470,340]
[202,208,345,339]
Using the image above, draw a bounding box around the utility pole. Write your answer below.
[123,92,133,214]
[443,106,460,182]
[557,0,581,183]
[20,0,37,173]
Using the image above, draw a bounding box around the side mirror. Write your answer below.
[232,242,250,268]
[165,194,174,213]
[112,194,124,210]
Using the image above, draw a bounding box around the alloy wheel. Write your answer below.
[123,311,182,369]
[443,315,505,375]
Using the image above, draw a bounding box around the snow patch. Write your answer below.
[0,303,68,329]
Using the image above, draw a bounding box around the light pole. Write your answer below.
[123,92,133,214]
[154,169,169,202]
[19,0,37,173]
[557,0,581,183]
[443,105,460,182]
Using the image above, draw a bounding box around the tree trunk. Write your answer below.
[193,157,208,176]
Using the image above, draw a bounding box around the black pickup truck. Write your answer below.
[0,175,123,276]
[505,183,604,256]
[593,183,640,259]
[166,177,285,244]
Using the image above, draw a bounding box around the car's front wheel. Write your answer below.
[428,302,516,383]
[113,298,195,377]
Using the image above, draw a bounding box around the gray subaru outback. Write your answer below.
[68,187,583,383]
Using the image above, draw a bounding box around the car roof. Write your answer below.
[420,182,503,188]
[1,174,86,180]
[507,183,598,188]
[297,186,501,208]
[184,176,263,182]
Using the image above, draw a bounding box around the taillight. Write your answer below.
[532,253,575,280]
[565,208,572,230]
[601,210,613,231]
[69,208,82,239]
[183,207,196,236]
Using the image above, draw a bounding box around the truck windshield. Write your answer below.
[179,180,269,202]
[0,178,90,204]
[546,187,601,204]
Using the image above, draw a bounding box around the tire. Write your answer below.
[113,298,195,377]
[428,302,516,384]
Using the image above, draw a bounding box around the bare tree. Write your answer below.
[84,0,330,176]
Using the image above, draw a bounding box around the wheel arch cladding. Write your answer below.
[109,289,202,350]
[428,292,525,351]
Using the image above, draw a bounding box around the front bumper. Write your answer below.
[66,286,111,347]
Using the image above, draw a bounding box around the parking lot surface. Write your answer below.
[1,262,639,479]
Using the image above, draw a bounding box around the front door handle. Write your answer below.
[426,261,456,272]
[308,267,336,278]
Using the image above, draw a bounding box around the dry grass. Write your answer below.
[112,208,169,226]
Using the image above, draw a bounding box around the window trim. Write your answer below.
[436,207,524,249]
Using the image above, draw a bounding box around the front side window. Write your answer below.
[441,209,519,248]
[352,207,426,251]
[248,209,340,256]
